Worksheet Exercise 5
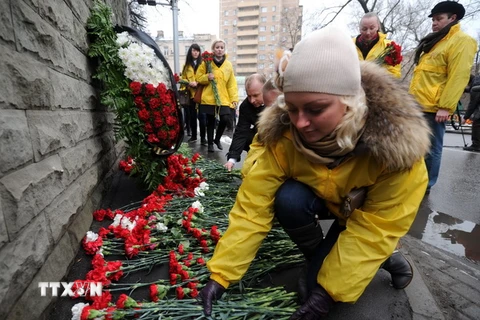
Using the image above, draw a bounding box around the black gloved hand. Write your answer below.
[289,285,335,320]
[197,280,226,316]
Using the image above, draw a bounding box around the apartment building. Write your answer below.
[220,0,302,77]
[154,30,217,74]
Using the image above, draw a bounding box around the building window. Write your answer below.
[259,26,266,32]
[259,45,265,51]
[232,56,236,61]
[163,46,169,56]
[224,29,228,35]
[259,36,266,41]
[272,15,276,21]
[233,47,236,52]
[259,54,265,60]
[259,63,264,69]
[261,7,267,12]
[271,35,275,41]
[233,19,237,26]
[271,26,275,32]
[224,10,229,16]
[224,20,229,25]
[261,16,267,22]
[272,6,276,11]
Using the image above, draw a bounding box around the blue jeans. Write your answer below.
[274,179,344,291]
[424,112,445,189]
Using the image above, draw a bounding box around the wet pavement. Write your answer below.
[408,132,480,265]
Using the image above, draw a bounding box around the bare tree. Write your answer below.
[128,0,148,30]
[280,6,303,49]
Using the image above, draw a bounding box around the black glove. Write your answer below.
[289,285,335,320]
[198,280,226,316]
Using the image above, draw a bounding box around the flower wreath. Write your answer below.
[88,2,184,190]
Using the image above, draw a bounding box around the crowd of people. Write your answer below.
[176,1,478,319]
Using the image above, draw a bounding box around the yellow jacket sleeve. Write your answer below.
[318,159,428,302]
[207,145,286,288]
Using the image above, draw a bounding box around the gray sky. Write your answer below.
[145,0,479,39]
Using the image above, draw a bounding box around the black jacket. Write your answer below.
[226,98,265,161]
[465,75,480,120]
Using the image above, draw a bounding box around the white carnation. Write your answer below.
[156,222,168,232]
[111,214,123,227]
[191,200,204,213]
[85,231,98,243]
[71,302,89,320]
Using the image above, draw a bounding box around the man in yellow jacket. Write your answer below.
[409,1,477,194]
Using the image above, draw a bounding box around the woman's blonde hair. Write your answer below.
[211,39,226,51]
[336,90,368,149]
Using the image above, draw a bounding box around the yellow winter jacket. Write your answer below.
[354,32,401,78]
[409,24,477,114]
[196,55,238,107]
[207,62,431,303]
[180,63,197,98]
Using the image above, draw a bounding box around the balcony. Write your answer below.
[238,1,259,8]
[236,66,258,74]
[237,39,258,46]
[237,29,259,37]
[238,9,259,18]
[237,48,258,55]
[237,57,258,64]
[237,19,258,27]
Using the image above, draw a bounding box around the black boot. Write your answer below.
[214,139,223,150]
[381,251,413,289]
[208,144,214,153]
[284,222,323,301]
[284,222,323,258]
[297,263,309,304]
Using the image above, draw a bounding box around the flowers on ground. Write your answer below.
[375,41,403,66]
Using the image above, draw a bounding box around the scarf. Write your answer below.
[290,124,365,165]
[414,21,457,64]
[213,56,225,68]
[356,33,380,59]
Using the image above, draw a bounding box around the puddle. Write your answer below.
[408,210,480,263]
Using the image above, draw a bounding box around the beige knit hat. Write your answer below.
[283,26,361,96]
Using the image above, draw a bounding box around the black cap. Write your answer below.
[428,1,465,20]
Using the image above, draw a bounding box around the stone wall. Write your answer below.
[0,1,129,319]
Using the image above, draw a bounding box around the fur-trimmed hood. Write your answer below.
[257,61,431,171]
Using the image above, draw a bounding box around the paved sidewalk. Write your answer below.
[401,235,480,320]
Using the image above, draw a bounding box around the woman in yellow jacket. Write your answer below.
[196,39,238,152]
[199,27,430,319]
[180,43,202,143]
[353,12,401,78]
